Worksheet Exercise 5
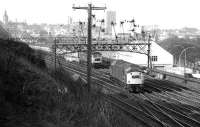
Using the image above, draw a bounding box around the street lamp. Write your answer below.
[178,46,195,79]
[178,46,195,67]
[169,45,184,65]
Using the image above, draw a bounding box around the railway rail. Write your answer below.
[141,94,200,127]
[44,56,165,127]
[44,54,200,127]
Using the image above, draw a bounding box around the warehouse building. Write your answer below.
[101,41,173,70]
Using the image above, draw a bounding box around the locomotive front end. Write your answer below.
[125,67,144,92]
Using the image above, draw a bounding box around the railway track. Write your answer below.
[55,55,200,97]
[59,60,169,93]
[44,56,167,126]
[44,54,200,127]
[72,61,200,126]
[53,55,200,98]
[63,61,165,94]
[145,93,200,121]
[105,94,165,127]
[141,78,200,126]
[144,79,200,107]
[141,94,200,127]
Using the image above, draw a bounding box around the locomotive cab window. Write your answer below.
[95,58,101,61]
[151,56,158,61]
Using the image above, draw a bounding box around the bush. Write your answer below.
[0,39,46,69]
[0,39,139,127]
[0,40,57,126]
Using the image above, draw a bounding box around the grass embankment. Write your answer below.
[0,39,138,127]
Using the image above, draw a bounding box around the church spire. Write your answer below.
[3,10,8,25]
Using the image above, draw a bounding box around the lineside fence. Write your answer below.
[150,68,200,90]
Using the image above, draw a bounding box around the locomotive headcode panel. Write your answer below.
[126,71,144,85]
[92,52,102,64]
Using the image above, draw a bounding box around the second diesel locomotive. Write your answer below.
[79,52,102,68]
[110,60,145,92]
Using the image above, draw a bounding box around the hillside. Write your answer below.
[0,23,9,39]
[0,39,137,127]
[158,36,200,63]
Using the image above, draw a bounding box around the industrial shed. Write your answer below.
[101,41,173,70]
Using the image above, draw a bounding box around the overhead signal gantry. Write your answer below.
[9,7,152,92]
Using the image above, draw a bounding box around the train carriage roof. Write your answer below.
[80,51,102,55]
[111,60,144,72]
[92,51,102,55]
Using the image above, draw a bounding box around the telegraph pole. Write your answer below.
[147,35,151,68]
[73,4,106,92]
[54,38,57,77]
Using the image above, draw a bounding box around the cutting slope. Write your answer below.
[0,23,9,39]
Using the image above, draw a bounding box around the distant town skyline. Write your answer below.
[1,0,200,29]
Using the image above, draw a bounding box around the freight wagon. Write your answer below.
[110,60,145,92]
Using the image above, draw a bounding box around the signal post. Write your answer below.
[73,4,106,92]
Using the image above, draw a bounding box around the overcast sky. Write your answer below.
[1,0,200,29]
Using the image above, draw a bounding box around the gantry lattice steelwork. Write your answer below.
[12,36,151,55]
[53,37,151,55]
[11,36,152,65]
